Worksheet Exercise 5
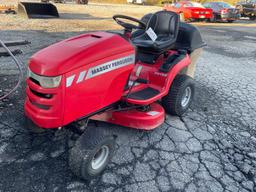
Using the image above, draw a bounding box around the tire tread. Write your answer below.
[162,74,194,116]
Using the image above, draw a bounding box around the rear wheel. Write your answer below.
[227,20,234,23]
[69,127,116,180]
[209,14,216,22]
[161,74,195,116]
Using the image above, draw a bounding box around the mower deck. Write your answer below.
[91,103,165,130]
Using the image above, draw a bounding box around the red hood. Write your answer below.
[29,32,134,76]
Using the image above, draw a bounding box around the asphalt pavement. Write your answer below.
[0,24,256,192]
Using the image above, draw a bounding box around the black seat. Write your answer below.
[132,11,179,53]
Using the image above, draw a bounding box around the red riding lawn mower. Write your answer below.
[24,11,205,180]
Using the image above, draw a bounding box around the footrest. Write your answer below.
[128,87,160,100]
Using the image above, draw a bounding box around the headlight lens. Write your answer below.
[28,69,62,88]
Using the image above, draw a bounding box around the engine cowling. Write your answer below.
[25,32,136,128]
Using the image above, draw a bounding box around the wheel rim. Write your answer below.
[91,145,109,170]
[181,87,192,108]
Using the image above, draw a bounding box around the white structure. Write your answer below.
[127,0,146,5]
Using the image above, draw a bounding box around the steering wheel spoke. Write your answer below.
[113,15,146,31]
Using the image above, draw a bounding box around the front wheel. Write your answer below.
[249,16,256,20]
[69,128,116,180]
[161,74,195,116]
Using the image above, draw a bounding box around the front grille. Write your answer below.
[30,99,51,110]
[29,77,40,86]
[25,75,63,128]
[26,77,57,111]
[30,88,53,99]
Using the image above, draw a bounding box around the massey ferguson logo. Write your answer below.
[86,55,135,79]
[66,55,135,87]
[91,64,112,76]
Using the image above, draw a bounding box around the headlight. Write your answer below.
[28,69,62,88]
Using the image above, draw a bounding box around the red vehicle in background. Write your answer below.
[164,1,213,22]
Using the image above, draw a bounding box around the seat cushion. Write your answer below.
[132,11,179,53]
[133,33,176,52]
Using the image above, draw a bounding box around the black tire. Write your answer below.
[227,20,234,23]
[5,10,16,14]
[161,74,195,116]
[77,0,88,4]
[209,15,216,22]
[24,117,46,133]
[69,127,115,180]
[249,16,256,21]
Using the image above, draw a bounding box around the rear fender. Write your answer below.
[179,48,203,78]
[164,54,191,95]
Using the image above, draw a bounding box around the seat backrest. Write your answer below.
[147,11,179,38]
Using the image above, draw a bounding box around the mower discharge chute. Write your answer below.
[18,2,59,19]
[24,11,205,180]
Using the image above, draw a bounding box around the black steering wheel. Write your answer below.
[113,15,146,31]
